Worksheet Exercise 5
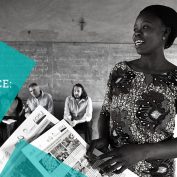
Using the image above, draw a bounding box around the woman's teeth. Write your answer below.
[135,40,144,46]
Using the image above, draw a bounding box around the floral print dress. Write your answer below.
[100,61,177,177]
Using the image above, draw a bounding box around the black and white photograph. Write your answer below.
[0,0,177,176]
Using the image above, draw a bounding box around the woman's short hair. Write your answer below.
[72,83,88,100]
[139,5,177,49]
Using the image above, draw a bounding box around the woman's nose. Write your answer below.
[134,31,141,37]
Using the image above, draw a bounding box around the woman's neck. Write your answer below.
[140,53,167,70]
[128,52,177,74]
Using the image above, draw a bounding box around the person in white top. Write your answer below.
[64,83,93,143]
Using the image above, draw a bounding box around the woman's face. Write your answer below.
[132,13,166,55]
[73,86,82,99]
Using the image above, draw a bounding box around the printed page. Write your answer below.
[22,119,138,177]
[0,105,59,173]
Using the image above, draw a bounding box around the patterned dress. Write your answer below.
[100,61,177,177]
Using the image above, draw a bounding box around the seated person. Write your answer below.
[64,83,93,143]
[5,96,23,117]
[0,96,25,145]
[25,83,54,118]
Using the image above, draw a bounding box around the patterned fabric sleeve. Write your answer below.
[98,64,121,138]
[169,70,177,114]
[99,72,113,119]
[172,85,177,114]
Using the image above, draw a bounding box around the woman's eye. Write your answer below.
[143,25,149,29]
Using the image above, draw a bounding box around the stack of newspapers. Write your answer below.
[0,105,138,177]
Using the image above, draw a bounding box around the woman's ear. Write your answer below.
[163,27,171,39]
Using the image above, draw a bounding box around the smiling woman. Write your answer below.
[132,6,176,59]
[87,5,177,177]
[133,15,165,55]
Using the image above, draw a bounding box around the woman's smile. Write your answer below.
[134,39,145,47]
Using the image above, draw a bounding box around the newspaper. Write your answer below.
[0,105,59,173]
[22,119,138,177]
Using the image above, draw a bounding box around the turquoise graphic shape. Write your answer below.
[0,42,35,122]
[1,140,87,177]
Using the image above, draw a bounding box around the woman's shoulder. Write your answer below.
[110,60,135,74]
[110,61,127,72]
[113,61,127,68]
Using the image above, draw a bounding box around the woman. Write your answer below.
[64,83,93,143]
[87,5,177,177]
